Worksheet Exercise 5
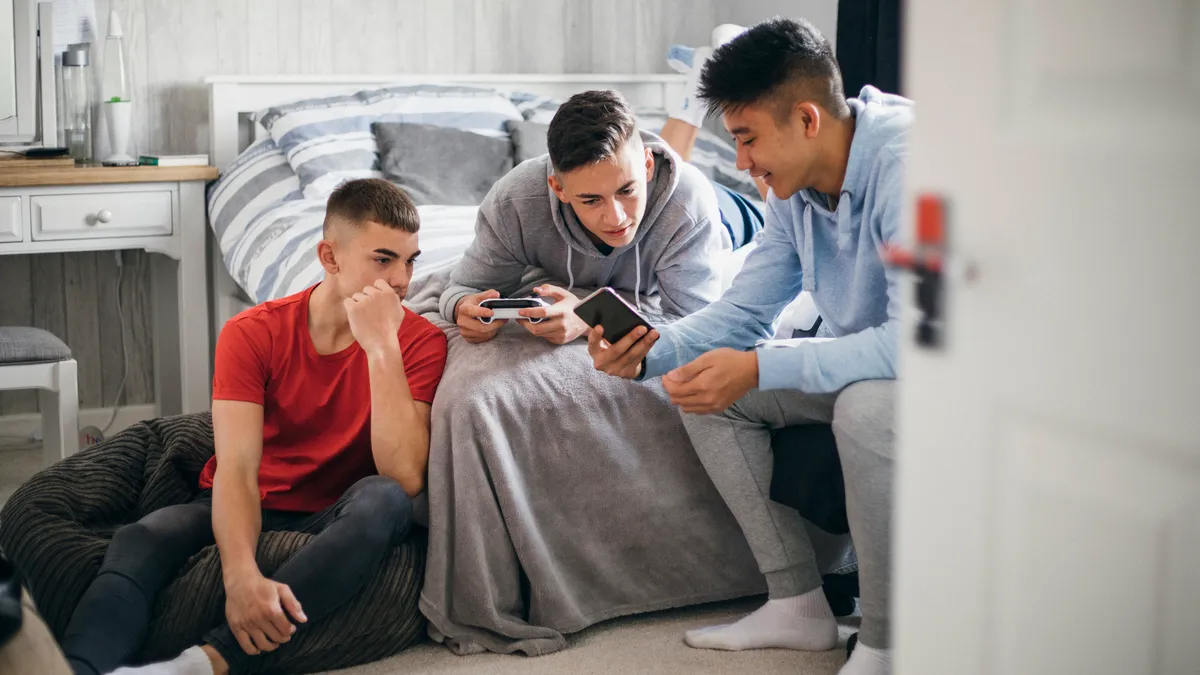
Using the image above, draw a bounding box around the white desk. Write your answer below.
[0,164,219,415]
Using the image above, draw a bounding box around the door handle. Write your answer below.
[882,193,961,349]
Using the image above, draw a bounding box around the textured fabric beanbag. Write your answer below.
[0,413,426,673]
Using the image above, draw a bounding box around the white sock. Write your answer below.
[666,45,713,127]
[840,643,893,675]
[665,24,748,127]
[108,646,214,675]
[684,588,838,652]
[711,23,747,49]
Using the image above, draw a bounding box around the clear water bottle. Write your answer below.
[61,47,93,163]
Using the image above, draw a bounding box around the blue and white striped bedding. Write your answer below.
[208,136,478,305]
[259,84,524,200]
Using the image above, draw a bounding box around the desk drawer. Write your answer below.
[0,197,20,243]
[31,190,173,241]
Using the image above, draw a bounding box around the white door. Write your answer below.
[894,2,1200,675]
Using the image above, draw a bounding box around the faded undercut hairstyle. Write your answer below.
[546,90,640,174]
[323,178,420,238]
[698,17,851,121]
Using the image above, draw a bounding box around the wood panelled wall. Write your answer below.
[0,0,833,415]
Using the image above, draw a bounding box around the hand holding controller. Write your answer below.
[478,297,550,324]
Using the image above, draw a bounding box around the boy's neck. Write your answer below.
[308,280,355,353]
[812,115,856,198]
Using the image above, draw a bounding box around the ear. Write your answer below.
[547,174,569,203]
[795,102,822,140]
[317,239,339,275]
[644,146,654,177]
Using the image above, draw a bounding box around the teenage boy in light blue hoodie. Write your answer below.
[588,18,908,675]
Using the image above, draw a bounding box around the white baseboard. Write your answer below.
[0,404,158,443]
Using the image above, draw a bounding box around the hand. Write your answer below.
[224,572,308,656]
[518,285,591,345]
[344,280,404,355]
[456,289,507,343]
[587,324,659,380]
[662,348,759,414]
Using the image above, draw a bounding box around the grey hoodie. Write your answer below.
[438,131,731,324]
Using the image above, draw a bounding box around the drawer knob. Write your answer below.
[96,209,113,224]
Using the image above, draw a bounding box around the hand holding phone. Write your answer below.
[575,288,659,379]
[572,288,653,344]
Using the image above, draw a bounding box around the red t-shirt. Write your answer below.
[200,284,448,513]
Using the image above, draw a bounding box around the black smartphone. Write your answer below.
[572,288,653,344]
[24,147,70,158]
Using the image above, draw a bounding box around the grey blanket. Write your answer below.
[405,271,766,656]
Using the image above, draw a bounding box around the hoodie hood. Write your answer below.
[548,130,683,304]
[799,85,914,255]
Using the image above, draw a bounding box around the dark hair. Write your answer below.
[698,17,849,120]
[323,178,419,236]
[546,90,639,174]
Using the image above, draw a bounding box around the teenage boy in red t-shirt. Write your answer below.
[60,179,448,675]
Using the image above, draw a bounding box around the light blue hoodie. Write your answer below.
[642,86,912,393]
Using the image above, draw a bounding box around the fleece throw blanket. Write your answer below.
[406,271,766,656]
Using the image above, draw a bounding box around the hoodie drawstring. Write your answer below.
[801,203,816,292]
[565,244,575,292]
[836,190,853,251]
[633,241,642,311]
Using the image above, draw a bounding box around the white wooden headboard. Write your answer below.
[205,73,687,172]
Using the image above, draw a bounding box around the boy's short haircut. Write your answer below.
[323,178,420,237]
[546,90,640,174]
[698,17,851,121]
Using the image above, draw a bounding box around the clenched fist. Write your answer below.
[345,279,404,354]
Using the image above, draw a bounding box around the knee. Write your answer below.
[104,522,183,578]
[832,380,896,461]
[344,476,413,540]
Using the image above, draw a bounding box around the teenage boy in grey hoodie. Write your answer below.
[589,18,906,675]
[438,90,730,345]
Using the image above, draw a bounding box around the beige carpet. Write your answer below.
[0,442,851,675]
[319,600,854,675]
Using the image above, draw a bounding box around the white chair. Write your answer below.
[0,327,79,467]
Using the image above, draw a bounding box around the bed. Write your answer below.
[205,73,771,656]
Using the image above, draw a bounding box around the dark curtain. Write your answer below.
[836,0,903,96]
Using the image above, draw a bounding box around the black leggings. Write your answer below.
[61,475,412,675]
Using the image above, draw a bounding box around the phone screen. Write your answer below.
[572,288,653,343]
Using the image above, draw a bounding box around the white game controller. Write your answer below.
[478,297,549,324]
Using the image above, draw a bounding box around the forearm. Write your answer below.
[440,282,483,323]
[212,465,264,584]
[367,344,428,496]
[756,318,899,393]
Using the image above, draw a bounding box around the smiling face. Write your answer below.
[724,100,821,201]
[547,137,653,248]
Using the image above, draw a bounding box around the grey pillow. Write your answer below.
[506,119,550,165]
[371,122,514,206]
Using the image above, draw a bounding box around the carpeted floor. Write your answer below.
[318,599,854,675]
[0,442,851,675]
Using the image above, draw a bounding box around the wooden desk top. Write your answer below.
[0,164,219,187]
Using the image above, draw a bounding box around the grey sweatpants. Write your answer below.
[680,379,895,648]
